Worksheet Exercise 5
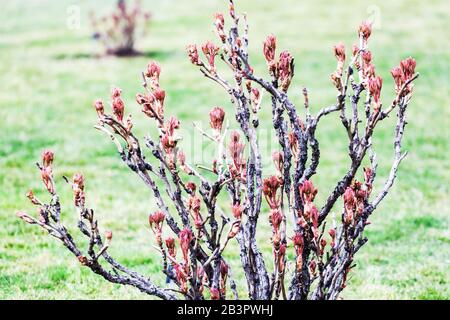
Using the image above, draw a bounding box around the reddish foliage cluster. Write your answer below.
[136,61,165,122]
[392,57,417,97]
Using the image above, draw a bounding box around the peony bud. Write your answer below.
[38,208,48,224]
[42,149,54,168]
[209,107,225,138]
[288,132,299,158]
[72,188,85,208]
[250,87,261,113]
[187,195,201,214]
[361,50,372,66]
[297,216,308,228]
[165,236,176,258]
[296,255,303,272]
[232,203,243,219]
[352,44,359,57]
[269,209,283,229]
[220,260,228,278]
[16,211,36,224]
[187,44,200,66]
[400,57,416,80]
[72,173,85,206]
[278,50,293,92]
[299,180,318,203]
[185,182,196,194]
[343,187,356,225]
[154,88,166,106]
[263,176,282,209]
[112,96,125,122]
[364,64,376,79]
[331,43,346,87]
[214,13,224,29]
[358,21,372,41]
[251,88,260,99]
[41,166,54,194]
[363,167,373,185]
[391,66,403,92]
[311,205,319,238]
[26,190,40,205]
[320,238,327,250]
[243,81,251,94]
[148,211,165,244]
[333,42,346,63]
[104,230,113,242]
[160,117,180,157]
[391,57,416,96]
[292,232,304,248]
[135,93,148,105]
[227,221,241,239]
[178,228,194,263]
[309,260,317,275]
[149,211,165,227]
[368,75,383,111]
[77,255,89,265]
[272,151,284,176]
[34,209,43,223]
[329,228,336,248]
[212,159,218,174]
[73,172,85,190]
[160,134,176,155]
[94,99,104,117]
[164,116,180,136]
[145,61,161,84]
[201,41,219,73]
[228,131,245,176]
[111,87,122,99]
[292,232,304,272]
[213,13,226,42]
[177,150,186,171]
[174,263,188,293]
[344,187,356,206]
[302,201,313,220]
[210,287,220,300]
[137,88,165,122]
[263,34,277,73]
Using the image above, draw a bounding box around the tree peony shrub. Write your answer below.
[90,0,151,56]
[18,0,418,300]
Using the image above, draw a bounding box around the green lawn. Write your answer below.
[0,0,449,300]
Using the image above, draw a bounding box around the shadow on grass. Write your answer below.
[52,52,96,60]
[52,50,174,61]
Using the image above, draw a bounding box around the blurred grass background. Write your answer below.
[0,0,449,299]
